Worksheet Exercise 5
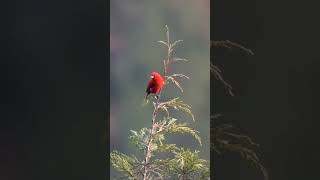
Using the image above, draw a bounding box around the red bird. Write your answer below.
[145,72,164,99]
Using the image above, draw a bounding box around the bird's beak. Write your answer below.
[150,75,154,79]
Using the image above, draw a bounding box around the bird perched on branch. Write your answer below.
[145,72,164,100]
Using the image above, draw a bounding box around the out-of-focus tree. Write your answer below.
[211,40,269,180]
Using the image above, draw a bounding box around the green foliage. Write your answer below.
[110,151,140,179]
[110,26,209,180]
[211,40,269,180]
[158,98,195,121]
[168,148,209,180]
[129,128,150,151]
[154,117,202,146]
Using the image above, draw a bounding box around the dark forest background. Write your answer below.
[212,0,320,179]
[0,0,107,180]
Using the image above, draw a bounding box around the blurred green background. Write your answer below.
[110,0,210,177]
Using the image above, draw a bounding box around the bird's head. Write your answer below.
[150,72,161,80]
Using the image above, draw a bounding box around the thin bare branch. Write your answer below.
[211,40,254,55]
